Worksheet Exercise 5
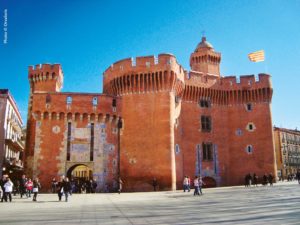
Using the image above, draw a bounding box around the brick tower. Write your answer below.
[25,64,63,176]
[103,54,185,191]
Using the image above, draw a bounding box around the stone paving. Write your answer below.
[1,181,300,225]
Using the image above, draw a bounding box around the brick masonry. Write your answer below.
[25,37,277,192]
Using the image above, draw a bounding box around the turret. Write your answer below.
[28,64,63,93]
[190,36,221,76]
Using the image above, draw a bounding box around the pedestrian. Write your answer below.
[193,176,200,196]
[32,178,41,201]
[187,176,191,192]
[253,173,258,187]
[26,178,33,197]
[51,178,57,193]
[0,175,7,202]
[183,176,188,192]
[62,177,72,202]
[57,177,64,201]
[198,176,205,195]
[118,177,123,194]
[152,177,158,191]
[296,170,300,184]
[268,173,274,186]
[92,179,98,193]
[4,178,14,202]
[262,174,268,186]
[20,174,27,198]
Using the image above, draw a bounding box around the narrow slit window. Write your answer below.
[67,122,71,161]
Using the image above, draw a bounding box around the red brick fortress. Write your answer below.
[25,37,277,192]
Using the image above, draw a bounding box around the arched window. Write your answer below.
[92,97,98,106]
[66,96,72,104]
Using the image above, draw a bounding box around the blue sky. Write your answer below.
[1,0,300,129]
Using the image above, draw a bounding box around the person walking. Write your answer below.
[62,177,72,202]
[32,178,41,201]
[4,178,14,202]
[198,176,205,195]
[57,177,64,201]
[193,176,200,196]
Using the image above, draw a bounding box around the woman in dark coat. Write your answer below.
[63,177,72,202]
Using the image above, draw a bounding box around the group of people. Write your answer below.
[244,173,274,187]
[51,178,98,194]
[283,170,300,183]
[183,175,205,196]
[0,174,41,202]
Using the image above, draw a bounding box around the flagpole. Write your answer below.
[264,51,268,74]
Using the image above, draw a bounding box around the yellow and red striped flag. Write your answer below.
[248,50,265,62]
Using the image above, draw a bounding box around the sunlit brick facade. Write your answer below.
[25,37,277,192]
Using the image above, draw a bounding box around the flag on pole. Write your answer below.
[248,50,265,62]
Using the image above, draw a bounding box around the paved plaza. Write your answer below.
[1,181,300,225]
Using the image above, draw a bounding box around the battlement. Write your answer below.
[28,63,64,92]
[28,63,62,76]
[218,73,272,89]
[104,53,184,83]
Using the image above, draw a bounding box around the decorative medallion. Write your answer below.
[52,125,61,134]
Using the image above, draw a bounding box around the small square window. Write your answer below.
[246,103,252,111]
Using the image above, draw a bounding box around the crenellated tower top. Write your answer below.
[103,54,185,97]
[28,63,64,93]
[190,36,221,76]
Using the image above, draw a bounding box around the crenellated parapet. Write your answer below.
[28,63,63,92]
[182,73,273,104]
[103,54,185,97]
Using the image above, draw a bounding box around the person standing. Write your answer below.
[26,178,33,198]
[32,178,41,201]
[183,176,188,192]
[0,175,7,202]
[152,178,158,191]
[20,174,27,198]
[296,170,300,184]
[253,173,258,187]
[92,179,98,193]
[118,178,123,194]
[268,173,274,186]
[4,178,14,202]
[51,178,57,193]
[193,176,200,196]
